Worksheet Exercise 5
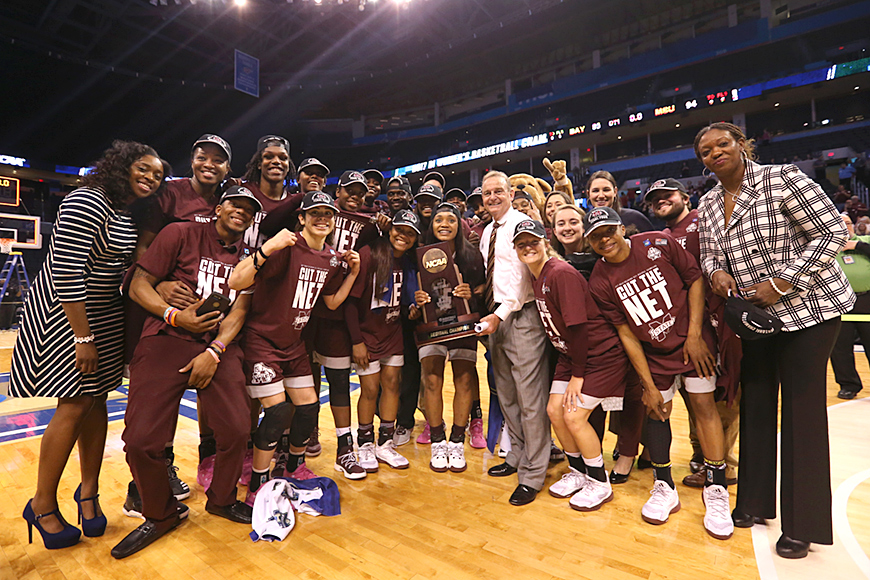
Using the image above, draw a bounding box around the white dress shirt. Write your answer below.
[479,207,535,321]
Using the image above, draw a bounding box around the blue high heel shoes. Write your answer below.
[23,499,82,549]
[74,484,107,537]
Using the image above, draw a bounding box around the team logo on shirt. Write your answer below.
[648,313,676,343]
[615,266,674,328]
[647,247,662,261]
[293,265,330,310]
[386,307,401,323]
[330,255,340,267]
[542,284,550,294]
[293,311,310,330]
[251,362,277,385]
[686,222,698,233]
[655,238,668,246]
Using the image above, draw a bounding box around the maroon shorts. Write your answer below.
[242,332,313,398]
[552,347,628,401]
[311,317,352,360]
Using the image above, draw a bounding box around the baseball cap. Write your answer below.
[256,135,291,154]
[300,190,337,212]
[339,170,367,188]
[415,183,443,201]
[583,206,623,237]
[512,219,547,242]
[391,209,422,234]
[642,178,687,204]
[192,134,232,163]
[385,176,412,195]
[362,169,384,184]
[220,185,263,213]
[298,158,330,176]
[467,186,483,203]
[433,202,462,219]
[513,191,533,203]
[423,171,446,188]
[723,293,784,340]
[444,187,467,201]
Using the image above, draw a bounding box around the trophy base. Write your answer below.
[415,314,480,346]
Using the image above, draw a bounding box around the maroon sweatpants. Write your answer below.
[123,334,248,521]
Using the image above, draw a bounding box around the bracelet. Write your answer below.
[210,340,226,353]
[768,278,789,296]
[257,247,269,261]
[163,307,180,327]
[205,347,221,363]
[74,334,95,344]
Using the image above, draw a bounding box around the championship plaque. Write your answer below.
[414,241,480,346]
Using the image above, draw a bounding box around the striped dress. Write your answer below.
[9,188,137,398]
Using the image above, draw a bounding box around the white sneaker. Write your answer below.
[569,476,614,511]
[641,480,681,525]
[358,442,379,473]
[430,441,449,472]
[703,485,734,540]
[376,439,410,469]
[447,441,467,472]
[393,425,412,446]
[548,468,587,498]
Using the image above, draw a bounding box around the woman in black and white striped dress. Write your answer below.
[10,140,165,550]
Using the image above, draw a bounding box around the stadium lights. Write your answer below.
[234,0,246,6]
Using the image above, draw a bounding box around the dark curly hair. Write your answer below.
[693,122,757,162]
[242,147,297,188]
[81,140,163,209]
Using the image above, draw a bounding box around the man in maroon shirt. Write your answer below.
[112,186,262,559]
[644,179,740,490]
[362,168,390,215]
[241,135,293,248]
[385,176,413,216]
[586,206,733,540]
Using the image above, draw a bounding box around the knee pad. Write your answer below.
[324,367,351,407]
[253,401,293,451]
[288,402,319,448]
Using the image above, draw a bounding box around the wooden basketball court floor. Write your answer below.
[1,329,869,580]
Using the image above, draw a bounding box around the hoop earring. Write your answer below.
[741,149,748,163]
[702,167,712,179]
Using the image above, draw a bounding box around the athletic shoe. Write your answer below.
[447,441,467,472]
[239,448,254,485]
[641,481,681,525]
[271,450,288,479]
[305,428,322,457]
[122,481,143,519]
[334,448,367,480]
[196,455,214,490]
[166,458,190,500]
[702,484,734,540]
[393,425,412,446]
[375,439,410,469]
[288,462,317,481]
[549,440,565,463]
[548,468,587,499]
[416,422,431,444]
[569,476,614,511]
[468,419,485,449]
[358,442,379,473]
[430,441,449,472]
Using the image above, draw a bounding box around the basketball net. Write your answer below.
[0,239,14,254]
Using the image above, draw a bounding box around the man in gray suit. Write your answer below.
[476,170,551,506]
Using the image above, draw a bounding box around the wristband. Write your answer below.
[210,339,226,353]
[74,334,95,344]
[257,247,269,261]
[206,347,221,363]
[768,278,788,296]
[163,307,180,327]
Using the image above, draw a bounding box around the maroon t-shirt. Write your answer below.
[145,178,218,233]
[589,232,701,375]
[664,209,700,262]
[349,246,404,359]
[313,209,380,322]
[245,235,344,355]
[534,259,622,361]
[137,221,252,345]
[242,181,288,249]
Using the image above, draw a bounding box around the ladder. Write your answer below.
[0,252,30,303]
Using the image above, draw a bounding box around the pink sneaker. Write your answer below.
[468,418,486,449]
[416,422,431,445]
[238,448,254,485]
[197,455,215,490]
[287,462,317,481]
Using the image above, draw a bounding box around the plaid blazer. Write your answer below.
[698,161,855,331]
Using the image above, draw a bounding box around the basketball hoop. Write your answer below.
[0,239,13,255]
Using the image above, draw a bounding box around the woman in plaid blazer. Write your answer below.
[695,122,854,559]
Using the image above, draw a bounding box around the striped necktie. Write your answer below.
[485,221,501,313]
